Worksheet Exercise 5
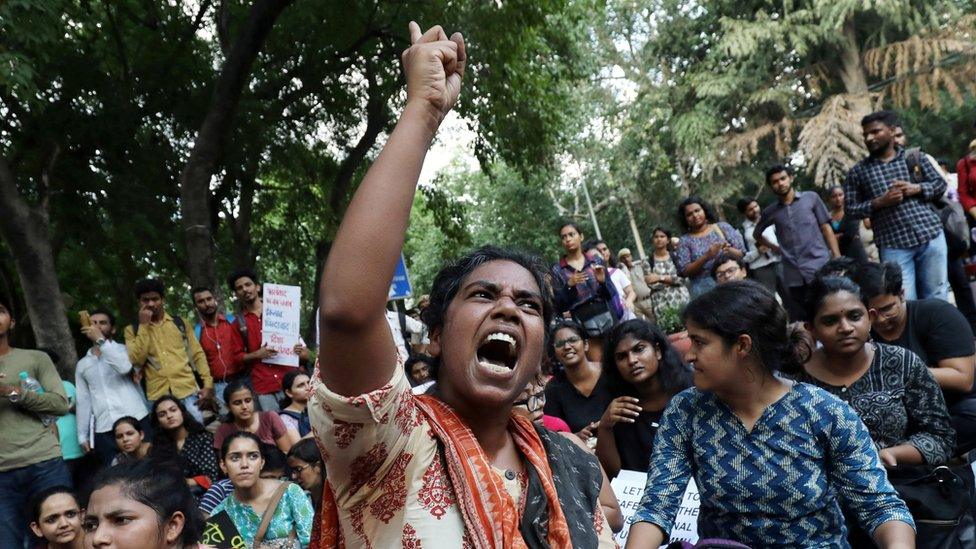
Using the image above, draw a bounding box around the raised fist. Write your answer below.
[401,22,466,123]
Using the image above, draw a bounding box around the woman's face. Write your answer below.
[613,335,661,385]
[154,400,184,431]
[31,493,82,545]
[829,188,845,209]
[559,225,583,253]
[84,484,183,549]
[511,377,546,424]
[286,375,311,405]
[684,320,740,392]
[812,291,871,356]
[114,423,144,454]
[652,230,669,250]
[683,203,707,231]
[221,437,264,489]
[552,327,585,368]
[286,457,323,492]
[430,260,546,411]
[228,388,255,422]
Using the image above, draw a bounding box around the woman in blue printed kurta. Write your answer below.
[214,431,313,548]
[626,281,914,549]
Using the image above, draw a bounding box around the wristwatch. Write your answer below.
[7,388,21,403]
[95,337,106,347]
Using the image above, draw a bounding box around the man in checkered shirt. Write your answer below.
[844,110,949,301]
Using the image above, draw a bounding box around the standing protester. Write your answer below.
[956,139,976,222]
[617,249,655,321]
[826,186,870,265]
[675,196,746,297]
[587,239,637,320]
[857,262,976,454]
[844,110,949,301]
[645,227,690,321]
[737,197,786,298]
[0,293,71,548]
[191,286,246,406]
[754,164,840,321]
[311,23,616,546]
[124,278,214,424]
[552,221,618,362]
[75,308,149,467]
[227,268,309,411]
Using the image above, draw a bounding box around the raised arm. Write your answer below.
[318,23,466,396]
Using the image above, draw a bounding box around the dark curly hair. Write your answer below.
[676,196,719,233]
[602,319,692,398]
[133,278,165,299]
[420,246,554,380]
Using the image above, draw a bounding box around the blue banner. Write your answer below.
[388,254,413,300]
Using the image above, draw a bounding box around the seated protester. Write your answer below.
[626,281,914,548]
[710,253,747,284]
[150,396,219,496]
[513,374,570,433]
[278,371,312,438]
[212,432,313,548]
[797,277,955,466]
[83,458,203,549]
[310,24,616,547]
[28,486,84,549]
[405,354,434,387]
[286,439,325,515]
[543,319,614,441]
[596,319,693,479]
[199,478,234,517]
[858,261,976,453]
[215,380,298,469]
[110,416,152,466]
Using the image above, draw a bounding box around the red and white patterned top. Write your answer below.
[309,366,616,548]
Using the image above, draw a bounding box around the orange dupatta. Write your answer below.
[310,394,573,549]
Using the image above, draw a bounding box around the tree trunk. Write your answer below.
[180,0,293,291]
[837,17,872,115]
[0,156,78,377]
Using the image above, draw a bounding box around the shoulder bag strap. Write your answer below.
[253,481,290,545]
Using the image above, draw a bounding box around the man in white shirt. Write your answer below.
[385,306,426,362]
[738,198,787,301]
[586,240,636,320]
[76,309,150,467]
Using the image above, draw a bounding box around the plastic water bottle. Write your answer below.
[19,372,55,425]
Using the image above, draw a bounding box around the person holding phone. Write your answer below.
[675,196,746,298]
[76,308,150,467]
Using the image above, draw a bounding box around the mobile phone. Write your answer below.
[79,310,91,328]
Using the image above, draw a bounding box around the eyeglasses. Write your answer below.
[715,264,741,281]
[289,463,313,477]
[872,299,903,320]
[513,390,545,412]
[553,336,582,348]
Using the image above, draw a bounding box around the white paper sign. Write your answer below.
[610,470,699,547]
[261,283,301,367]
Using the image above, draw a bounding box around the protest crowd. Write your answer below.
[5,20,976,549]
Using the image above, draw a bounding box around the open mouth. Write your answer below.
[477,332,518,375]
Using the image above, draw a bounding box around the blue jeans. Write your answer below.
[879,232,949,301]
[0,457,71,548]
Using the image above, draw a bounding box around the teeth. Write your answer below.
[485,332,516,349]
[479,361,511,374]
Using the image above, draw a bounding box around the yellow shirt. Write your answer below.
[124,313,212,400]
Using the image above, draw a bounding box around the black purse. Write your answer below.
[571,297,616,338]
[886,461,976,549]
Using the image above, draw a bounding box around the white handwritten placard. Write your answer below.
[261,283,301,367]
[610,469,699,547]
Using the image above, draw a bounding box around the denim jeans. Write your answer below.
[0,457,71,548]
[879,232,949,301]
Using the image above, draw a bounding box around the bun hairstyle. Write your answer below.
[683,280,803,376]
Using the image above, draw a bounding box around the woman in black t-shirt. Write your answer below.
[543,319,613,441]
[595,319,692,478]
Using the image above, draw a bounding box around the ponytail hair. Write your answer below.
[683,280,802,375]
